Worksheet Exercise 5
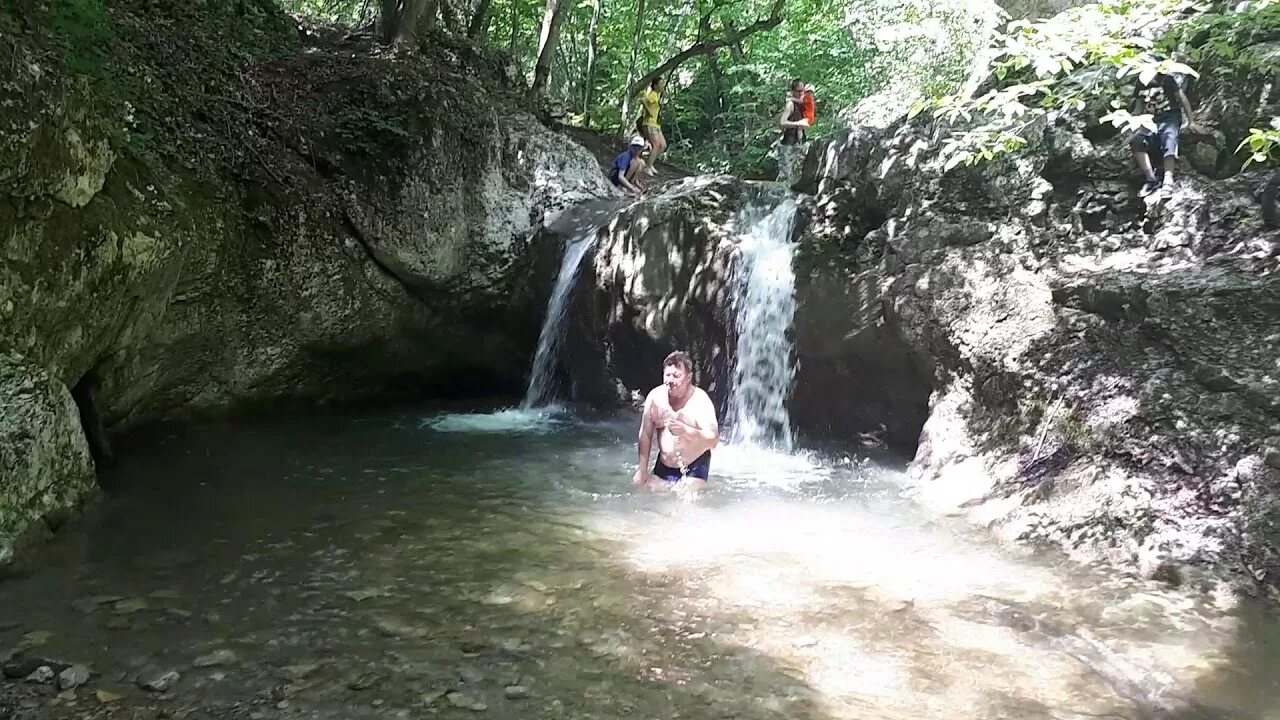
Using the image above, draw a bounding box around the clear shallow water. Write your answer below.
[2,409,1279,720]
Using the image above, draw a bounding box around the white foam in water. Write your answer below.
[523,233,597,408]
[421,407,569,434]
[725,198,800,451]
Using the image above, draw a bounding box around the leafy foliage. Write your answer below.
[917,0,1280,173]
[1238,118,1280,169]
[281,0,991,175]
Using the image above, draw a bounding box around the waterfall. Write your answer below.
[521,233,597,409]
[725,198,800,450]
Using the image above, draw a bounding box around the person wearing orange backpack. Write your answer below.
[776,78,815,184]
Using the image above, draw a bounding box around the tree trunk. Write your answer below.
[379,0,401,43]
[528,0,572,100]
[467,0,493,39]
[582,0,601,122]
[707,50,726,119]
[618,0,646,135]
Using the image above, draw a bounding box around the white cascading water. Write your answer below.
[725,198,800,451]
[521,233,597,409]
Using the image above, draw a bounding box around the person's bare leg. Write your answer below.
[1162,155,1176,186]
[625,159,645,195]
[1133,147,1155,179]
[646,128,665,174]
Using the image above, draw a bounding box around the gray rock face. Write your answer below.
[797,109,1280,591]
[563,176,773,407]
[0,354,97,566]
[0,17,609,565]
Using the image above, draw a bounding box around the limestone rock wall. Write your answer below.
[0,354,96,566]
[0,7,611,564]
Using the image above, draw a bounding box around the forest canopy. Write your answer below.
[282,0,997,175]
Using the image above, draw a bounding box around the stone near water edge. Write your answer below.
[19,630,52,649]
[58,664,91,690]
[4,657,49,679]
[72,595,125,614]
[95,690,122,705]
[192,649,237,668]
[25,665,55,684]
[458,667,484,684]
[445,691,487,711]
[136,668,181,692]
[503,685,529,700]
[342,588,388,603]
[105,617,131,630]
[346,671,385,691]
[113,598,149,615]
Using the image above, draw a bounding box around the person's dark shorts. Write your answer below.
[609,170,622,187]
[653,450,711,482]
[1131,117,1180,159]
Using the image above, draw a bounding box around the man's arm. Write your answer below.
[778,97,794,126]
[1176,88,1194,127]
[636,396,655,479]
[618,166,644,195]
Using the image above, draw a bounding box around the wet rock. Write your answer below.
[57,665,91,690]
[1265,446,1280,470]
[19,631,51,648]
[72,595,124,614]
[25,665,55,684]
[105,617,131,630]
[113,598,149,615]
[342,588,389,602]
[445,691,487,711]
[281,663,324,681]
[346,671,384,691]
[458,667,484,684]
[137,668,181,692]
[192,650,237,668]
[95,690,122,704]
[4,657,49,679]
[503,685,529,700]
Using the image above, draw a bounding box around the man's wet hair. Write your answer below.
[663,351,694,378]
[650,76,662,90]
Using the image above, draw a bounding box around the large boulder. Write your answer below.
[0,5,612,563]
[0,354,96,566]
[0,8,610,430]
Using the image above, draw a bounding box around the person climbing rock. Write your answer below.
[776,78,814,185]
[632,351,719,492]
[609,136,649,197]
[637,76,667,175]
[1129,68,1194,198]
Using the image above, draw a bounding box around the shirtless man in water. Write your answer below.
[632,351,719,490]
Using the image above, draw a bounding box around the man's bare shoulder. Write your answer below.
[645,386,666,402]
[693,387,718,418]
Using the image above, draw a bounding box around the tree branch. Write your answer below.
[628,0,786,97]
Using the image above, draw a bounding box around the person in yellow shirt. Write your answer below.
[636,76,666,175]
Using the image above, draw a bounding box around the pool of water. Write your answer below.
[2,407,1279,720]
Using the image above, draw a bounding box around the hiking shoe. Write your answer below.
[1139,179,1160,197]
[1158,177,1178,197]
